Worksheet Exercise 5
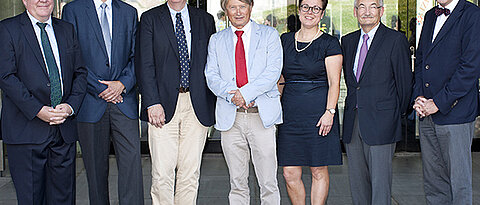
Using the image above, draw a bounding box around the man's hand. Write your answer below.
[423,99,439,116]
[98,80,125,103]
[228,89,247,109]
[413,96,427,118]
[36,105,69,125]
[148,104,166,128]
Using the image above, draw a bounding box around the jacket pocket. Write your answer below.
[376,99,396,110]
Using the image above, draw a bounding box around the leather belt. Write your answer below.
[237,107,259,113]
[179,87,190,93]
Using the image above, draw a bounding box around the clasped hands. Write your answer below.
[98,80,125,104]
[37,103,72,125]
[228,89,254,109]
[413,96,439,118]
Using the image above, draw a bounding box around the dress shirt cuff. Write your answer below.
[66,103,75,116]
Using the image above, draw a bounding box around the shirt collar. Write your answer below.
[167,2,189,18]
[438,0,459,11]
[27,10,52,27]
[93,0,112,10]
[360,23,380,40]
[231,20,252,36]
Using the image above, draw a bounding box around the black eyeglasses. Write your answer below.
[299,4,324,14]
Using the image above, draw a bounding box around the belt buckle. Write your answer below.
[179,87,189,93]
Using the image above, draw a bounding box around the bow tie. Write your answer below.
[434,6,451,16]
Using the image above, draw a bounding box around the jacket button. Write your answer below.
[425,65,429,70]
[425,83,430,88]
[46,83,50,87]
[357,87,360,90]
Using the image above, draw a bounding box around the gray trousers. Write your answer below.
[345,113,396,205]
[78,103,144,205]
[419,116,474,205]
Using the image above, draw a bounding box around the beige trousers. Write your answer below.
[148,93,208,205]
[221,112,280,205]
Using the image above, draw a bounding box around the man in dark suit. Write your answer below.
[135,0,216,203]
[62,0,143,204]
[341,0,412,203]
[0,0,87,204]
[413,0,480,203]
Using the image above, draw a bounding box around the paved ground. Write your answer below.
[0,153,479,204]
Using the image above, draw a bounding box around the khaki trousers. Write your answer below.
[221,112,280,205]
[148,93,208,205]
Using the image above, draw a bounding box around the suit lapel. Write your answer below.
[52,18,67,99]
[427,0,465,56]
[159,4,180,60]
[85,0,109,59]
[247,21,260,76]
[348,31,360,85]
[358,23,386,82]
[189,6,198,67]
[111,0,121,64]
[19,12,48,78]
[422,11,435,54]
[225,27,235,72]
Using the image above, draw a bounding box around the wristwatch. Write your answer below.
[327,108,336,115]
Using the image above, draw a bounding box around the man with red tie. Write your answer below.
[205,0,283,204]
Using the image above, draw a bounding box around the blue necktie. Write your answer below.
[100,3,111,62]
[37,22,62,107]
[175,12,190,88]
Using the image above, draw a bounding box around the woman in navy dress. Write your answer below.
[277,0,343,204]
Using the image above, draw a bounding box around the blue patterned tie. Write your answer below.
[175,12,190,88]
[100,3,111,62]
[37,22,62,107]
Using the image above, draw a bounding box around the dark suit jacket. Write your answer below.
[62,0,138,123]
[136,3,216,126]
[0,12,87,144]
[413,0,480,125]
[341,23,413,145]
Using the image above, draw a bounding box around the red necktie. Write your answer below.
[235,30,248,88]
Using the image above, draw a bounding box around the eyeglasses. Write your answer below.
[299,4,324,14]
[355,4,382,12]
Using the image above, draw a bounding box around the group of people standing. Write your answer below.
[0,0,479,205]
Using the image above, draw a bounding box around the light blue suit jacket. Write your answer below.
[205,21,283,131]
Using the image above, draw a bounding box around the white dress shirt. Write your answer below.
[168,3,192,56]
[231,20,252,69]
[353,23,380,76]
[93,0,113,38]
[432,0,459,42]
[27,11,64,94]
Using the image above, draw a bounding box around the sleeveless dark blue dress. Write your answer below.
[277,32,343,167]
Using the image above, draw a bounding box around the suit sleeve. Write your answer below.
[117,10,138,93]
[391,34,413,115]
[433,12,480,115]
[0,23,44,120]
[239,29,283,103]
[62,5,108,96]
[204,34,237,103]
[64,24,88,113]
[135,13,161,108]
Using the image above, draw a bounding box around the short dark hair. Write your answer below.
[221,0,254,11]
[299,0,328,9]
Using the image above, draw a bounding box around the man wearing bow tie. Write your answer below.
[413,0,480,204]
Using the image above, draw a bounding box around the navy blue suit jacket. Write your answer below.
[62,0,138,123]
[341,23,413,145]
[0,12,87,144]
[136,4,216,126]
[413,0,480,125]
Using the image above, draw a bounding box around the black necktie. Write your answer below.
[37,22,62,107]
[175,12,190,88]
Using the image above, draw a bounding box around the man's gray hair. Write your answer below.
[354,0,384,7]
[221,0,254,11]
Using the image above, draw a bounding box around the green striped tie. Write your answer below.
[37,22,62,107]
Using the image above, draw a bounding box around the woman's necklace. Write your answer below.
[295,28,321,53]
